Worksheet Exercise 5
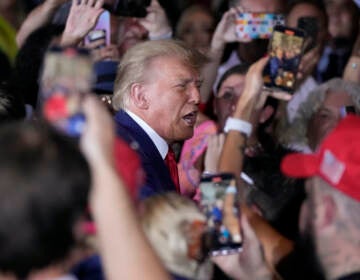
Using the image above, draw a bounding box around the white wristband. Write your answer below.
[224,117,252,137]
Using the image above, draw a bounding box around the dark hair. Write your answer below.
[216,63,250,94]
[10,24,65,108]
[0,121,90,278]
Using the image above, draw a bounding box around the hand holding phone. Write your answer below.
[199,173,242,256]
[40,47,94,137]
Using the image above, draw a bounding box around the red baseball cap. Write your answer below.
[281,115,360,202]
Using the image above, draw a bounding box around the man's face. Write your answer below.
[307,90,354,151]
[141,56,201,143]
[214,73,246,131]
[326,0,356,39]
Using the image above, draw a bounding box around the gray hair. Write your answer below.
[277,78,360,147]
[112,39,207,111]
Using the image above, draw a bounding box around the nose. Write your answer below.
[188,84,201,105]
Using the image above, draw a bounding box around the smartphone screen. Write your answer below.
[85,10,111,47]
[263,25,305,93]
[40,47,94,137]
[199,173,242,256]
[235,13,285,40]
[297,17,318,52]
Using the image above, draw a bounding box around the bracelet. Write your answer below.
[149,31,173,41]
[224,117,252,137]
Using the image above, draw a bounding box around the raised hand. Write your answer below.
[139,0,172,40]
[211,6,251,51]
[61,0,104,46]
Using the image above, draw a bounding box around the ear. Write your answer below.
[318,194,337,230]
[258,105,274,124]
[129,83,149,110]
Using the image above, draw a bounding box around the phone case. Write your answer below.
[199,173,242,256]
[85,11,111,47]
[235,13,285,40]
[262,26,305,93]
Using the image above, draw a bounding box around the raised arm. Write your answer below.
[200,6,250,103]
[16,0,67,47]
[60,0,104,47]
[80,95,169,280]
[218,56,268,178]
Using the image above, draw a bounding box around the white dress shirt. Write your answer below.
[126,110,169,159]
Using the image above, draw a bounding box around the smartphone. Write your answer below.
[106,0,151,18]
[297,16,318,52]
[40,47,94,137]
[235,13,285,40]
[262,25,305,93]
[85,10,111,48]
[199,173,242,256]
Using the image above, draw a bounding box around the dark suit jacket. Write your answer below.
[114,110,177,199]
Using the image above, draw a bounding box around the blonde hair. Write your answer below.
[112,39,207,111]
[140,193,206,279]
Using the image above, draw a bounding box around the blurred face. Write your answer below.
[286,3,328,48]
[141,56,201,143]
[177,10,214,53]
[117,17,148,56]
[307,90,354,151]
[214,73,246,131]
[326,0,355,39]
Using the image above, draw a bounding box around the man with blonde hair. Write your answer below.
[112,39,206,198]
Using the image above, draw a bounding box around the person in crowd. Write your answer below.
[175,4,215,54]
[112,39,207,198]
[199,0,285,103]
[0,95,170,280]
[316,0,359,83]
[279,115,360,280]
[278,78,360,152]
[285,0,329,123]
[0,121,90,279]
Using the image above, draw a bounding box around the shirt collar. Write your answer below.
[126,110,169,159]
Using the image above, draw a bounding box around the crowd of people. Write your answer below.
[0,0,359,279]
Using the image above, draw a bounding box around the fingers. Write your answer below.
[268,90,292,101]
[241,214,259,246]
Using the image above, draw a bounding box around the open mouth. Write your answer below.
[182,111,198,126]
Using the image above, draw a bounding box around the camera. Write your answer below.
[106,0,151,17]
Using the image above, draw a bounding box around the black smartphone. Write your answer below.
[199,173,242,256]
[106,0,151,17]
[39,47,94,137]
[263,25,305,93]
[297,16,318,52]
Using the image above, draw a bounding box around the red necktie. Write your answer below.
[165,147,180,193]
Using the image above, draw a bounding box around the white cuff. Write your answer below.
[224,117,252,137]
